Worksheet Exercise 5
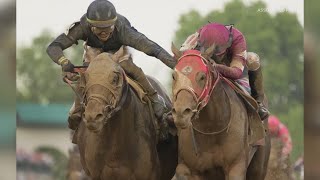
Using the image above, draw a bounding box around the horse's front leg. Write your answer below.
[172,163,203,180]
[101,165,136,180]
[225,152,247,180]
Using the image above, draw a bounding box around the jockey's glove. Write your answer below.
[62,71,80,82]
[59,57,75,72]
[61,60,74,72]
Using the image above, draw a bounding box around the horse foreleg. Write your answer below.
[225,153,247,180]
[247,136,271,180]
[172,163,204,180]
[101,165,136,180]
[172,163,190,180]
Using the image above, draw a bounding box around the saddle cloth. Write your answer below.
[125,76,148,103]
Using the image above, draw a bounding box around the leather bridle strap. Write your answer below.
[64,77,85,104]
[190,73,232,136]
[104,80,129,120]
[83,71,129,121]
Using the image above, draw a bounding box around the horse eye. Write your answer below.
[172,72,177,81]
[200,74,206,80]
[196,72,206,88]
[112,73,119,84]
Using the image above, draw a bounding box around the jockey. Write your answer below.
[46,0,175,135]
[268,115,292,159]
[180,22,269,120]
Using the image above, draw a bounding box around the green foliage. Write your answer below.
[35,146,68,180]
[17,30,84,104]
[174,0,303,160]
[305,0,320,34]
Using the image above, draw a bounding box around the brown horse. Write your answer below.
[170,44,270,180]
[265,138,293,180]
[74,47,178,180]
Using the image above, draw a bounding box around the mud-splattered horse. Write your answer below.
[170,44,270,180]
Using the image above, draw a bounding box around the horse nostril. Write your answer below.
[172,108,176,115]
[96,113,104,120]
[183,108,192,116]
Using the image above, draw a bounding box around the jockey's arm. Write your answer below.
[46,22,85,65]
[215,65,243,79]
[119,22,176,69]
[215,30,247,80]
[215,50,246,80]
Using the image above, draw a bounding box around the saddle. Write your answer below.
[222,77,266,146]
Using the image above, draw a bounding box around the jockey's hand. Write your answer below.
[62,72,80,82]
[61,59,75,72]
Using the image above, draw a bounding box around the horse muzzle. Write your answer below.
[83,112,107,133]
[172,107,195,129]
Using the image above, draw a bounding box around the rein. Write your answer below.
[103,80,129,120]
[64,77,85,104]
[190,79,232,135]
[63,66,89,107]
[175,53,232,156]
[190,61,232,136]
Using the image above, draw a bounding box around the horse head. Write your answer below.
[82,46,129,133]
[171,43,219,129]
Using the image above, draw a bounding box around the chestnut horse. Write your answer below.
[74,47,178,180]
[170,44,270,180]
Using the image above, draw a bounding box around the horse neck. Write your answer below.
[198,77,232,131]
[100,85,143,145]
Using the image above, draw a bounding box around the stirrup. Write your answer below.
[258,104,269,120]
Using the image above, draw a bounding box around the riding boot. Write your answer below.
[248,67,270,120]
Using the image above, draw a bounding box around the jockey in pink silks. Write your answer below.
[180,22,270,120]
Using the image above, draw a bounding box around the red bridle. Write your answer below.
[174,50,221,113]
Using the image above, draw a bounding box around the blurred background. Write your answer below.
[0,0,16,179]
[0,0,305,179]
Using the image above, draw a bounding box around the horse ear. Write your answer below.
[171,42,182,60]
[203,44,216,59]
[113,45,125,60]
